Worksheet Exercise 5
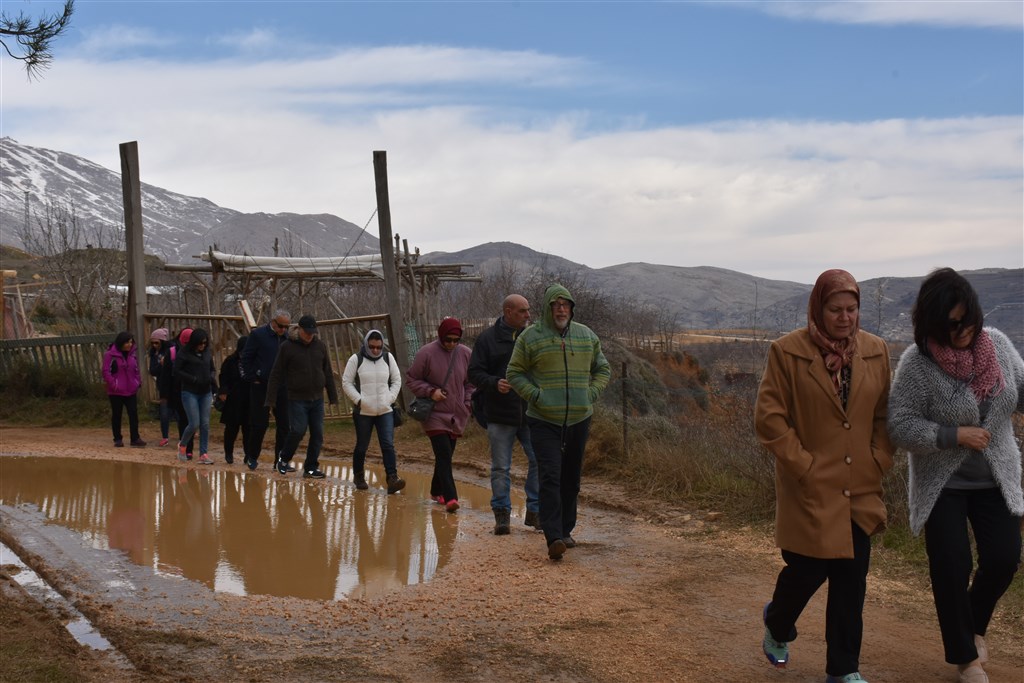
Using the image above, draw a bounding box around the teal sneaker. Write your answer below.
[762,603,789,668]
[825,674,867,683]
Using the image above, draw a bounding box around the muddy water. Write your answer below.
[0,456,502,601]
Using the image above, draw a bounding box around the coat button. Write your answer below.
[843,489,851,497]
[845,456,852,464]
[843,421,851,429]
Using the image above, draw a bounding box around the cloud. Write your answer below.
[745,0,1023,30]
[1,46,1020,284]
[71,25,176,57]
[212,28,279,51]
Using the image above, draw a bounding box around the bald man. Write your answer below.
[468,294,541,535]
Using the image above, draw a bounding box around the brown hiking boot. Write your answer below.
[493,508,511,535]
[353,471,369,490]
[386,473,406,494]
[524,510,541,530]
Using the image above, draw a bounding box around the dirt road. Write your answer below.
[1,426,1021,682]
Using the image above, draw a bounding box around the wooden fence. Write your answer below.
[0,312,401,421]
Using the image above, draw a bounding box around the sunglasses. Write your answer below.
[948,317,973,333]
[442,336,461,344]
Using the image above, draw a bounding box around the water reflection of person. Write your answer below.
[155,468,217,589]
[107,462,146,565]
[220,474,275,597]
[352,494,416,598]
[271,482,339,600]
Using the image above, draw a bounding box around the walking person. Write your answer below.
[240,309,291,471]
[506,284,611,560]
[218,335,250,465]
[468,294,541,534]
[147,328,172,446]
[407,317,474,512]
[341,329,406,493]
[265,315,338,479]
[170,328,194,460]
[754,269,894,683]
[173,327,217,465]
[102,330,146,448]
[888,268,1024,683]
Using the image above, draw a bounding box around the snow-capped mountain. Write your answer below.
[0,137,378,263]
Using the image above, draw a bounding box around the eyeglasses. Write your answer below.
[442,336,460,345]
[271,319,289,329]
[368,343,383,351]
[551,301,571,310]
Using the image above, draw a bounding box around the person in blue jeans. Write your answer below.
[468,294,540,535]
[173,328,217,464]
[265,315,338,478]
[342,329,406,494]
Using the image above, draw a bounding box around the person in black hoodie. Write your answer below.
[147,328,173,446]
[173,327,218,464]
[265,316,338,478]
[218,335,250,465]
[468,294,540,535]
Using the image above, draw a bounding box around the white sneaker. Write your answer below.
[974,634,988,665]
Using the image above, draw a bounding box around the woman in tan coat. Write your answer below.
[755,269,894,683]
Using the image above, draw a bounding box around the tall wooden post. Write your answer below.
[120,141,150,401]
[373,151,410,381]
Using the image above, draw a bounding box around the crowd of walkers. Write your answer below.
[100,269,1021,683]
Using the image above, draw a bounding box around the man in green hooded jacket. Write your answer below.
[507,284,611,560]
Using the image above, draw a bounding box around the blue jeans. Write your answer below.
[279,398,325,472]
[180,390,212,455]
[528,416,590,545]
[353,412,397,476]
[487,422,539,513]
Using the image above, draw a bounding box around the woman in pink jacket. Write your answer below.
[102,330,146,448]
[407,318,474,512]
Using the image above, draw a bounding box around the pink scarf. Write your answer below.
[927,330,1004,402]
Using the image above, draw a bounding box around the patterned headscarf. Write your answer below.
[807,269,860,392]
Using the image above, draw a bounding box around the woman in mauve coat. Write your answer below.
[754,269,894,683]
[406,317,474,512]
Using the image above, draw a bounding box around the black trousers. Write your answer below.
[529,417,590,546]
[924,487,1022,665]
[108,394,140,442]
[428,433,459,503]
[244,381,288,462]
[765,522,871,678]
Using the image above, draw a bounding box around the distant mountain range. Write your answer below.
[2,138,1020,347]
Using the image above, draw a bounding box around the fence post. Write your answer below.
[373,151,410,394]
[621,360,628,459]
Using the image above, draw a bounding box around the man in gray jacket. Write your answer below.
[265,315,338,478]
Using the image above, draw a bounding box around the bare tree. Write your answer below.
[18,198,127,332]
[1,0,74,79]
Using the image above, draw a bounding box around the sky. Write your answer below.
[1,0,1021,284]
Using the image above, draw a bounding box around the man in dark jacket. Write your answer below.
[468,294,540,535]
[265,315,339,479]
[240,309,290,470]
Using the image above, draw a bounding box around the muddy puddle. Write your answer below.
[0,456,506,601]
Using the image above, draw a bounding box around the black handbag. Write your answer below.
[391,403,405,427]
[408,351,457,422]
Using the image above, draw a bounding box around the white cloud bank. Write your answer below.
[745,1,1024,30]
[2,45,1020,284]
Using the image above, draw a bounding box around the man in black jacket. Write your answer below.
[468,294,540,534]
[240,309,290,470]
[265,315,339,479]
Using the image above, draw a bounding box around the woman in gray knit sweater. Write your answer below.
[888,268,1024,683]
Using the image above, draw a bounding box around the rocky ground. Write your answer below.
[1,425,1022,683]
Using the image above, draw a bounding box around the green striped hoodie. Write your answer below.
[506,284,611,426]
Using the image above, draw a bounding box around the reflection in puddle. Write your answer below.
[0,457,496,601]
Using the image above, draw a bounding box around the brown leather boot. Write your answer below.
[386,473,406,494]
[353,471,369,490]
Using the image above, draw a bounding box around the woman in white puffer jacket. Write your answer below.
[342,329,405,494]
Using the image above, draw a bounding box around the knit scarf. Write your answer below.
[927,329,1004,402]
